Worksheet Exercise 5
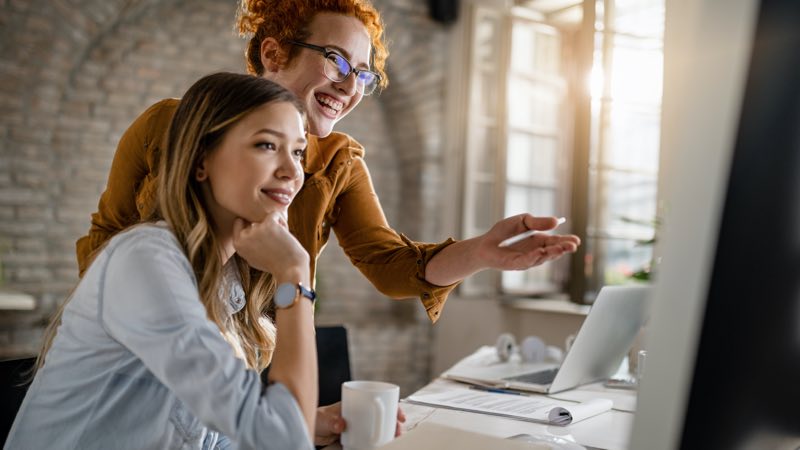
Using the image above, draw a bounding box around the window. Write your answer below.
[459,0,665,302]
[586,0,664,294]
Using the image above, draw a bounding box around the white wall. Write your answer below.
[431,296,587,375]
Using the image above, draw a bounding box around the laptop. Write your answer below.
[444,285,651,394]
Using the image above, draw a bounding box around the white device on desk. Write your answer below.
[444,285,651,394]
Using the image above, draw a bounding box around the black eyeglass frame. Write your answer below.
[287,40,382,95]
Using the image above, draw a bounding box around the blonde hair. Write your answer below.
[37,73,307,373]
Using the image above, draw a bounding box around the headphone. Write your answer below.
[495,333,564,363]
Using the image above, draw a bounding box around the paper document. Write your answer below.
[547,382,637,412]
[378,422,547,450]
[406,390,612,426]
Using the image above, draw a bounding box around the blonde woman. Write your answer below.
[8,73,317,449]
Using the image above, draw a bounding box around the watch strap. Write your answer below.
[297,283,316,305]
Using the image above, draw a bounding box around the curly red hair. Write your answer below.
[237,0,389,89]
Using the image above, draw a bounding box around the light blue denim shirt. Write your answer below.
[6,224,313,450]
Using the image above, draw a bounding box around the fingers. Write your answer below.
[504,239,578,270]
[540,234,581,249]
[276,210,289,229]
[534,239,575,259]
[331,415,345,434]
[395,407,405,437]
[313,405,346,447]
[503,234,579,255]
[325,402,346,433]
[317,404,344,432]
[232,217,248,237]
[520,214,560,232]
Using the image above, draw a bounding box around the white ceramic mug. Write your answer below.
[340,381,399,450]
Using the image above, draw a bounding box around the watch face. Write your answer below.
[274,283,297,309]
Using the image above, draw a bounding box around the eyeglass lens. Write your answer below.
[324,53,378,95]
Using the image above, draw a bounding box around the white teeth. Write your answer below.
[316,95,343,112]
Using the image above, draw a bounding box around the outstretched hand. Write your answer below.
[423,214,581,286]
[476,214,580,271]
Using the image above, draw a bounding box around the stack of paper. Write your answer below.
[406,390,612,426]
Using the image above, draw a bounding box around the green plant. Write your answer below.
[619,216,660,282]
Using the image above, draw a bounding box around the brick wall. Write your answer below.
[0,0,452,396]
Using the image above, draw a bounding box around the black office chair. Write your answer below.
[1,357,35,447]
[313,325,352,407]
[261,325,352,407]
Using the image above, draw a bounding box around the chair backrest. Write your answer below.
[0,357,35,447]
[314,325,352,406]
[260,325,352,407]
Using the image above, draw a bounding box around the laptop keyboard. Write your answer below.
[503,368,559,385]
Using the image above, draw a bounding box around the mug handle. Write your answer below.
[370,397,385,446]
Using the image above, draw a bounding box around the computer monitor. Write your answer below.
[629,0,800,448]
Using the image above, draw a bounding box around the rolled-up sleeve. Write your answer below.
[99,230,312,450]
[75,100,177,276]
[332,156,460,323]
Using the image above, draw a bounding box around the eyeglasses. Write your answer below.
[288,40,381,96]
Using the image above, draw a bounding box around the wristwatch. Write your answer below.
[274,282,316,309]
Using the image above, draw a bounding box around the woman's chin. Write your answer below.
[309,117,335,138]
[254,206,290,222]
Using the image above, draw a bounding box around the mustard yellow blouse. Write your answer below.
[75,99,458,322]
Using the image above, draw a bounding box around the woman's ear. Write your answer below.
[195,160,208,182]
[260,37,284,73]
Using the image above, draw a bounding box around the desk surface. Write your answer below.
[399,378,633,450]
[324,347,636,450]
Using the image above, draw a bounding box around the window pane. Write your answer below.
[463,269,498,296]
[475,11,502,68]
[585,0,665,302]
[473,180,495,230]
[613,0,665,38]
[502,265,554,293]
[508,77,561,130]
[511,23,560,76]
[609,35,663,105]
[507,133,557,185]
[500,15,565,296]
[603,105,660,172]
[505,186,556,217]
[473,125,496,175]
[594,170,657,238]
[589,33,605,168]
[599,237,653,285]
[474,72,499,118]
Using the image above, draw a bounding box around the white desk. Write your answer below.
[399,378,634,450]
[324,346,636,450]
